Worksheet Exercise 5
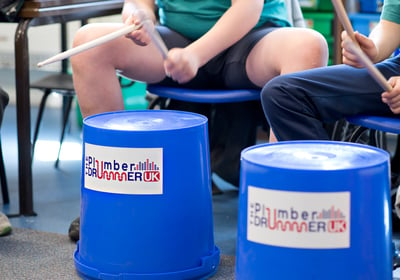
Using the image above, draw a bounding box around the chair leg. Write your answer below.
[55,95,74,168]
[32,90,51,162]
[0,139,9,204]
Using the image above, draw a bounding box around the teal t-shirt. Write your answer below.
[381,0,400,24]
[156,0,291,40]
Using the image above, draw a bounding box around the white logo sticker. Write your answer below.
[84,143,163,194]
[247,186,350,249]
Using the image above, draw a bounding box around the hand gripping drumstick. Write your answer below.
[331,0,391,91]
[344,38,392,92]
[136,11,168,59]
[37,23,143,67]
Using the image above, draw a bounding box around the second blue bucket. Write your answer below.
[236,141,392,280]
[74,110,220,279]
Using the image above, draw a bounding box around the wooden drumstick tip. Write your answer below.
[36,23,142,68]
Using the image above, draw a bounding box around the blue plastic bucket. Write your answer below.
[74,110,220,279]
[236,141,391,280]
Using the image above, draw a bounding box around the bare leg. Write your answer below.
[268,132,278,143]
[71,23,167,118]
[246,27,329,142]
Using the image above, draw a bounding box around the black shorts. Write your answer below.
[155,22,281,89]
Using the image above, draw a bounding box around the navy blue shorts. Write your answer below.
[155,22,280,89]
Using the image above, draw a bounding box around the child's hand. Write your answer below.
[124,10,152,46]
[382,77,400,114]
[342,31,378,67]
[164,48,200,84]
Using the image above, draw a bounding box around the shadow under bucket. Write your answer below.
[236,141,392,280]
[74,110,220,279]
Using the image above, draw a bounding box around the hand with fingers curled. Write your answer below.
[163,48,200,84]
[341,31,378,68]
[382,77,400,114]
[124,10,154,47]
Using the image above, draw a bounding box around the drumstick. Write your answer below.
[131,7,168,59]
[37,23,143,67]
[331,0,358,45]
[344,38,392,92]
[137,15,168,59]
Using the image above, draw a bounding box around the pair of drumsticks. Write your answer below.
[38,0,392,92]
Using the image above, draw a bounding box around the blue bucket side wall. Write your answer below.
[236,148,391,280]
[77,118,216,275]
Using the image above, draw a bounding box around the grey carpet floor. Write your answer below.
[0,228,81,279]
[0,228,235,280]
[2,223,400,279]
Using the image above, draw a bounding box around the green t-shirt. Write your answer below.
[381,0,400,24]
[156,0,291,40]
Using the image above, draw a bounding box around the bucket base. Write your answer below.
[74,243,221,280]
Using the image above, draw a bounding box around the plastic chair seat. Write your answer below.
[345,115,400,147]
[146,85,261,104]
[346,115,400,135]
[30,73,75,94]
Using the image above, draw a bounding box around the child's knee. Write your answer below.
[304,30,329,66]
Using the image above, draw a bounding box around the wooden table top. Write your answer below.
[19,0,124,18]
